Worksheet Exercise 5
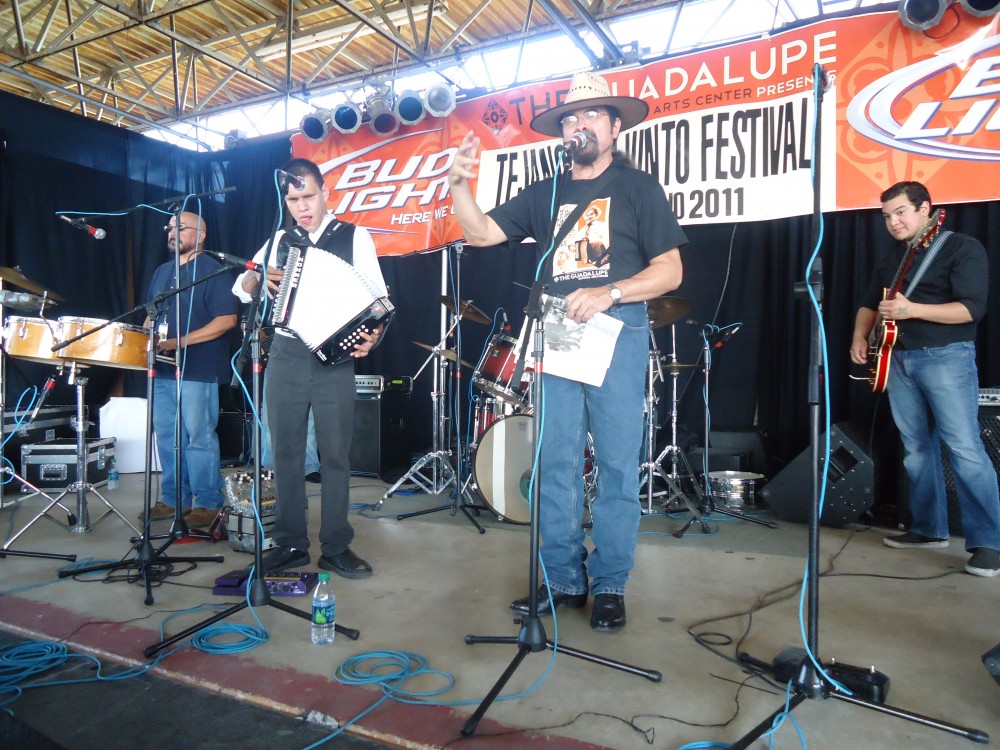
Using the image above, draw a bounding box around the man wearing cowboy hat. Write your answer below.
[448,70,687,632]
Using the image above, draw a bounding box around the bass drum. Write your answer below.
[471,414,596,525]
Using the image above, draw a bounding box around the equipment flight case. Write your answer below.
[20,436,116,491]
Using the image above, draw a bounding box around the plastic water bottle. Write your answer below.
[310,572,335,644]
[107,458,120,490]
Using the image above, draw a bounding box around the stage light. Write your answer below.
[898,0,948,30]
[422,83,456,118]
[367,93,400,136]
[958,0,1000,16]
[300,109,332,142]
[331,102,363,134]
[395,90,426,126]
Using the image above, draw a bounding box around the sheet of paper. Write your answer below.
[525,294,623,387]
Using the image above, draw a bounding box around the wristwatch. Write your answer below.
[608,284,622,303]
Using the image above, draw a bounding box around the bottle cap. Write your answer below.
[318,572,330,582]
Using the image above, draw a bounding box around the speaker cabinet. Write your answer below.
[939,405,1000,536]
[760,423,874,528]
[350,392,410,480]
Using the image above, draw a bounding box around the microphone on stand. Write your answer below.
[205,251,265,272]
[276,169,305,190]
[58,215,106,240]
[501,310,509,331]
[556,131,589,158]
[714,325,742,349]
[28,374,57,424]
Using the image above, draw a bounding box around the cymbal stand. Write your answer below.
[0,366,78,562]
[639,326,708,529]
[674,329,776,537]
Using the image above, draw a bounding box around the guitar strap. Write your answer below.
[902,230,952,298]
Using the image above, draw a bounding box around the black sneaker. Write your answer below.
[259,546,310,574]
[966,548,1000,577]
[883,532,948,549]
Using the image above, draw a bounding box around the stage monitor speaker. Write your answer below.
[350,391,410,481]
[759,423,874,528]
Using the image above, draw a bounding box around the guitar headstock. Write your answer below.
[911,208,946,249]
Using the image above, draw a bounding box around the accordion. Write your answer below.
[272,245,394,365]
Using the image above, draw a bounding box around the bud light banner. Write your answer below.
[292,10,1000,257]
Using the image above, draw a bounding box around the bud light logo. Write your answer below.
[847,34,1000,161]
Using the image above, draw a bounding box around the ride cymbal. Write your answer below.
[646,296,691,329]
[412,340,473,369]
[0,266,65,301]
[440,296,490,324]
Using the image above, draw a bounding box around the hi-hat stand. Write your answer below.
[728,64,984,748]
[639,325,707,529]
[376,244,490,532]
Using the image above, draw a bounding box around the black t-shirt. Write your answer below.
[488,164,687,297]
[861,231,988,349]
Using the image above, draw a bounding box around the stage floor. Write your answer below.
[1,469,997,749]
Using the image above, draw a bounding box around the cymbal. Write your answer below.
[646,296,691,329]
[412,340,473,369]
[0,266,65,302]
[0,289,57,312]
[440,296,490,324]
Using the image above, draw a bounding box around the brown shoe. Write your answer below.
[185,507,220,529]
[141,502,187,521]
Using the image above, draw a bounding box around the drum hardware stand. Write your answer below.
[639,326,707,529]
[461,281,661,738]
[729,65,983,747]
[144,283,360,656]
[377,244,490,531]
[673,327,776,538]
[58,296,224,605]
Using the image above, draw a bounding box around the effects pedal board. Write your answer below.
[212,569,318,597]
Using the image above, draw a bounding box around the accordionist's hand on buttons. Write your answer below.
[351,327,382,359]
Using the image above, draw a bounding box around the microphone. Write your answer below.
[501,310,509,330]
[28,375,57,424]
[206,251,265,272]
[562,130,590,158]
[714,325,742,349]
[58,215,106,240]
[276,169,305,190]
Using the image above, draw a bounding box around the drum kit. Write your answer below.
[0,265,142,554]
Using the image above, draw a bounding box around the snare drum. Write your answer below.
[471,414,597,525]
[472,334,525,405]
[58,317,149,370]
[707,471,765,509]
[3,316,64,364]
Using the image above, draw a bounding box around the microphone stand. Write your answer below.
[728,64,986,747]
[144,268,360,657]
[461,274,660,738]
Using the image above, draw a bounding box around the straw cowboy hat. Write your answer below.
[530,71,649,137]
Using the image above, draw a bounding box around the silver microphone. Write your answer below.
[564,131,588,154]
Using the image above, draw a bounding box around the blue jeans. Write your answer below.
[260,368,320,475]
[152,378,225,510]
[537,302,648,596]
[888,341,1000,550]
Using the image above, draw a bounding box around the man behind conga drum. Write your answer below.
[448,71,687,632]
[146,211,239,528]
[232,158,386,579]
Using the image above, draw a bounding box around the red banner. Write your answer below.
[293,10,1000,256]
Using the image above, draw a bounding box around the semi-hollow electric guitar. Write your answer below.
[866,208,945,392]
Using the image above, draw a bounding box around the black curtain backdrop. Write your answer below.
[2,90,999,506]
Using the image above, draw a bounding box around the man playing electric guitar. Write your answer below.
[850,181,1000,577]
